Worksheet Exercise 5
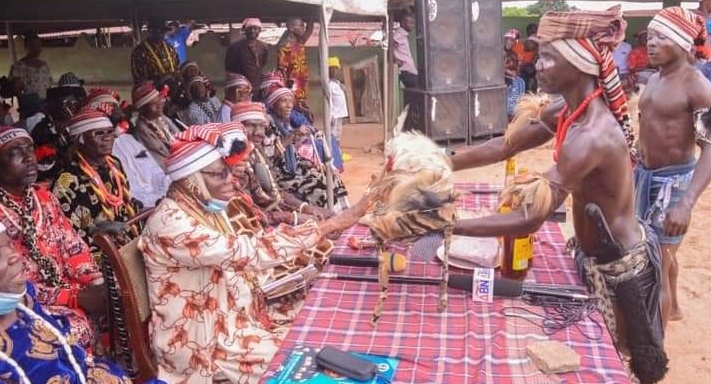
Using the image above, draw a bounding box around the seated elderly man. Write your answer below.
[264,86,350,211]
[0,126,106,351]
[219,72,253,123]
[0,223,163,384]
[52,110,142,256]
[185,75,222,125]
[139,123,368,383]
[231,101,334,225]
[113,82,179,208]
[30,86,85,184]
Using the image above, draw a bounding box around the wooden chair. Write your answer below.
[93,208,156,383]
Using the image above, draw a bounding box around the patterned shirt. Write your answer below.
[277,38,310,101]
[131,40,180,84]
[0,185,102,348]
[139,197,323,383]
[52,154,141,257]
[0,283,140,384]
[9,59,52,99]
[186,96,222,125]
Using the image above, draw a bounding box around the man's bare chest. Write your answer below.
[640,83,690,120]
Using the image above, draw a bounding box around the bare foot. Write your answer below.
[670,307,683,321]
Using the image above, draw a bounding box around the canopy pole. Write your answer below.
[131,5,141,46]
[382,15,392,146]
[319,4,335,210]
[6,22,16,64]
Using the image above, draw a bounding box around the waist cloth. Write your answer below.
[573,221,664,348]
[634,159,695,244]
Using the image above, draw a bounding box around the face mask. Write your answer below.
[0,288,26,315]
[203,198,229,213]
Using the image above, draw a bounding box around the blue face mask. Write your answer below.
[0,288,26,315]
[203,199,230,213]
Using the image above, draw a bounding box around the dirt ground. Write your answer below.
[338,125,711,384]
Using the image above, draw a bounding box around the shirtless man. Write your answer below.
[636,7,711,325]
[452,8,667,382]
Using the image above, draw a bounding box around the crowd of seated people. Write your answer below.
[0,17,359,384]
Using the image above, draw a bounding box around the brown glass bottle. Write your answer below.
[500,166,533,280]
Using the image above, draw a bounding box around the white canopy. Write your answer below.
[289,0,388,16]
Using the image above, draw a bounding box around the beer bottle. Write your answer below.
[503,157,516,188]
[500,167,534,280]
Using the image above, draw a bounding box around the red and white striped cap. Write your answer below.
[85,88,119,109]
[165,123,251,181]
[266,87,294,108]
[132,81,160,109]
[230,101,267,123]
[225,72,251,89]
[67,110,113,138]
[259,71,285,91]
[0,126,32,149]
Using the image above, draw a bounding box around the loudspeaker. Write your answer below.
[469,84,508,139]
[469,1,504,88]
[412,0,504,91]
[413,0,470,91]
[403,88,469,142]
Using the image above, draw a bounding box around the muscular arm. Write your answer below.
[454,128,600,237]
[451,123,552,171]
[451,97,562,171]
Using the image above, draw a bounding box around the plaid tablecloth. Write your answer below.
[260,183,631,384]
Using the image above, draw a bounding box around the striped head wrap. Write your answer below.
[266,87,294,108]
[231,101,267,122]
[0,126,32,149]
[188,75,208,89]
[132,82,160,109]
[648,7,707,53]
[538,6,634,151]
[225,72,251,89]
[66,110,113,138]
[85,88,119,109]
[166,123,252,181]
[259,71,285,91]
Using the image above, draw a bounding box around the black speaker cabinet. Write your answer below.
[403,88,469,142]
[469,0,504,88]
[413,0,504,91]
[469,85,507,139]
[413,0,470,91]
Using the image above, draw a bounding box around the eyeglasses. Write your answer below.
[89,129,117,138]
[201,167,231,180]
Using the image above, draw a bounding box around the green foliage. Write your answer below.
[503,7,532,17]
[525,0,571,17]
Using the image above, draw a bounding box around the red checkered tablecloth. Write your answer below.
[260,183,631,384]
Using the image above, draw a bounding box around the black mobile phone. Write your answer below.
[315,346,377,381]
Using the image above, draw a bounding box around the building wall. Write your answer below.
[0,32,384,118]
